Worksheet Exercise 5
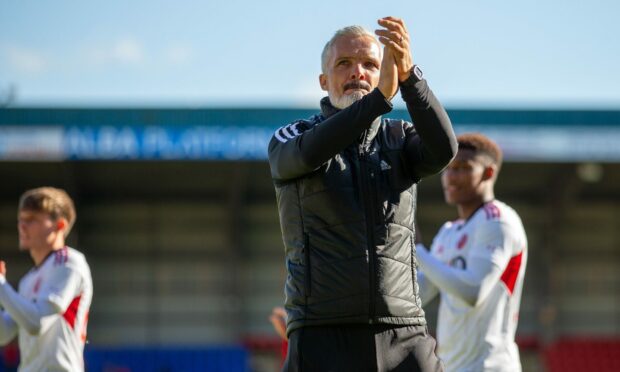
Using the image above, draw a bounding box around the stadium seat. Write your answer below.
[543,337,620,372]
[84,346,249,372]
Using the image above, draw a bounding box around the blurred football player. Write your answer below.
[0,187,92,372]
[417,133,528,371]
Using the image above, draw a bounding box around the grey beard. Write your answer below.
[329,91,365,110]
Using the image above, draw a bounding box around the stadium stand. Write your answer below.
[0,108,618,371]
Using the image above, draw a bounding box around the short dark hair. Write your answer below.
[18,187,76,237]
[457,133,503,170]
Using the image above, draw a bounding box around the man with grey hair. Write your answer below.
[268,17,456,371]
[320,25,379,109]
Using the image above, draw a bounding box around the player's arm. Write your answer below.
[269,306,287,341]
[0,312,17,345]
[268,89,393,181]
[0,261,82,335]
[416,221,514,307]
[414,226,439,306]
[0,275,57,335]
[416,265,440,306]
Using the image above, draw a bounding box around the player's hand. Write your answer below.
[376,17,414,82]
[0,260,6,276]
[378,45,398,100]
[269,306,288,341]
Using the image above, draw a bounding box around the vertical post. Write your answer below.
[224,161,249,339]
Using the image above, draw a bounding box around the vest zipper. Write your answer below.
[359,133,377,323]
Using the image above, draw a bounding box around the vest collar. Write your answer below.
[320,96,381,148]
[320,96,339,118]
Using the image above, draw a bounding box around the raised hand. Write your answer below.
[378,45,399,100]
[375,17,414,82]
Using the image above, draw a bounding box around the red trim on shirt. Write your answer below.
[33,277,42,294]
[457,234,468,250]
[63,295,82,329]
[500,252,523,295]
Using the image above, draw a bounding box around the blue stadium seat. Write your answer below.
[84,346,248,372]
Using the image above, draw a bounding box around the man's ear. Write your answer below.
[56,218,67,232]
[319,74,328,91]
[482,165,496,181]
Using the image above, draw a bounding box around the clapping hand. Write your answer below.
[376,17,414,83]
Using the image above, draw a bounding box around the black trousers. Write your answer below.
[283,324,444,372]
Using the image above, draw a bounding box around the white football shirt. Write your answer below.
[420,200,527,372]
[12,247,92,372]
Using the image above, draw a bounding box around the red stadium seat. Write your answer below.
[543,337,620,372]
